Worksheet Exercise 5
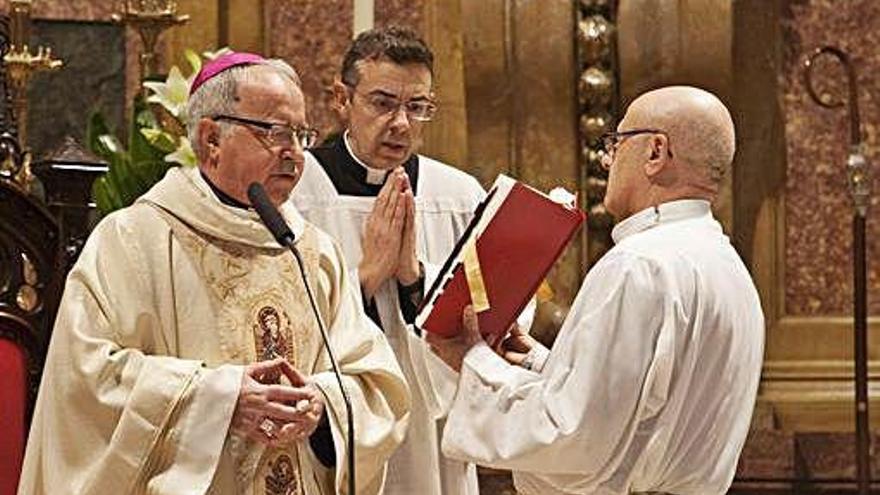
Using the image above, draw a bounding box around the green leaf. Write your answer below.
[86,111,120,162]
[165,137,197,167]
[89,58,193,214]
[184,48,202,80]
[129,98,165,165]
[97,134,124,155]
[131,159,171,190]
[105,155,138,203]
[92,175,123,215]
[140,128,178,154]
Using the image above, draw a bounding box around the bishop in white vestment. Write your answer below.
[19,52,410,495]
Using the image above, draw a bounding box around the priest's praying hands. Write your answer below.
[358,167,419,299]
[230,358,325,448]
[395,176,420,286]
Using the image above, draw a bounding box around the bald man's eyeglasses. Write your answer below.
[599,128,672,169]
[213,114,319,149]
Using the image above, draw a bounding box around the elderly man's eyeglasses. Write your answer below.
[347,86,437,122]
[599,128,672,169]
[213,114,319,149]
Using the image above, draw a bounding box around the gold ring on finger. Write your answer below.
[259,418,277,439]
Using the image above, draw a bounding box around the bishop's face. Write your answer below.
[200,67,308,206]
[343,59,433,170]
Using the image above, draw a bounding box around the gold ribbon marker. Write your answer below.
[463,238,490,313]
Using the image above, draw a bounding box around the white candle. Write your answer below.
[353,0,374,38]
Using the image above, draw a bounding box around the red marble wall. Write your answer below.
[264,0,426,138]
[783,0,880,316]
[0,0,431,144]
[0,0,141,120]
[264,0,352,137]
[374,0,423,30]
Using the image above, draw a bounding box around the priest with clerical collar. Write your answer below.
[290,25,499,495]
[18,52,409,495]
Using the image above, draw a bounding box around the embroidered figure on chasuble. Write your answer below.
[264,453,300,494]
[256,306,290,363]
[159,210,328,494]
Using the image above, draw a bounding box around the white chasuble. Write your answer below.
[291,153,485,495]
[18,167,409,495]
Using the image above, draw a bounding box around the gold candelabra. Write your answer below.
[4,0,63,148]
[112,0,189,80]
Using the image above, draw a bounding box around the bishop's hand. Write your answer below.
[230,359,325,447]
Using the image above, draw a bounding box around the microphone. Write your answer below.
[247,183,296,248]
[247,182,356,495]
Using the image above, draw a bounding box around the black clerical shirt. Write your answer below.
[309,134,425,326]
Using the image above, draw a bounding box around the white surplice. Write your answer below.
[442,200,765,495]
[18,167,410,495]
[290,150,486,495]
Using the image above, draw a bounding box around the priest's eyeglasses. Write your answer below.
[599,128,672,169]
[213,114,319,149]
[347,86,437,122]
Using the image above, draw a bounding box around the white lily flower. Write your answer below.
[143,65,189,119]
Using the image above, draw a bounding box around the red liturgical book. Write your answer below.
[416,175,585,338]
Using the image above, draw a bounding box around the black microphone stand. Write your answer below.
[247,182,356,494]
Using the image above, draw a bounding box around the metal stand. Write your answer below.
[111,0,189,80]
[804,45,873,495]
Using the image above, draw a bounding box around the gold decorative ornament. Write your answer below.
[585,177,608,202]
[577,67,613,107]
[577,15,613,63]
[578,113,612,142]
[4,0,63,148]
[579,145,603,171]
[112,0,190,80]
[579,0,609,9]
[16,283,38,312]
[0,133,32,190]
[575,1,618,267]
[587,203,614,229]
[21,252,37,285]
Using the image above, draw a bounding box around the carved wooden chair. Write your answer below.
[0,169,61,495]
[0,12,63,493]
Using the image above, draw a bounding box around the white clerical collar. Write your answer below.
[611,199,712,244]
[343,130,390,185]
